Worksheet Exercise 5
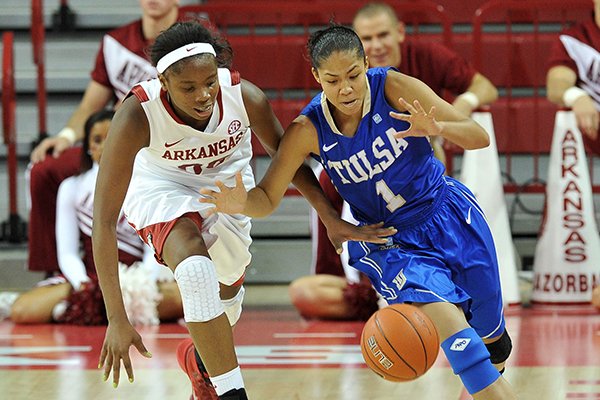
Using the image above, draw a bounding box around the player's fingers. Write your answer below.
[235,171,244,187]
[133,337,152,359]
[215,180,227,191]
[392,128,410,139]
[389,111,410,122]
[103,353,113,382]
[98,345,108,369]
[413,99,426,114]
[398,97,415,113]
[112,356,121,387]
[362,222,385,229]
[375,227,397,237]
[199,187,217,197]
[121,353,134,384]
[354,235,388,244]
[428,105,436,116]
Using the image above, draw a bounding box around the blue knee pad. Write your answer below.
[441,327,501,394]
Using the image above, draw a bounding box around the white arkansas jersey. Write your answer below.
[129,68,254,189]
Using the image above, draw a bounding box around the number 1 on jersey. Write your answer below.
[376,179,406,212]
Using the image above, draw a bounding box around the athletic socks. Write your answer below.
[194,348,245,397]
[211,366,245,396]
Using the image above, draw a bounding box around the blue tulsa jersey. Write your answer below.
[302,67,446,226]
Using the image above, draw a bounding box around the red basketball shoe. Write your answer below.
[177,339,219,400]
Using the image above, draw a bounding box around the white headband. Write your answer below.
[156,43,216,73]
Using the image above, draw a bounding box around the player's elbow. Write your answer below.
[466,128,490,150]
[479,131,491,148]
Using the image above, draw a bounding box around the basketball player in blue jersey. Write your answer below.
[201,25,517,399]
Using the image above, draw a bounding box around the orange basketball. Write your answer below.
[360,303,439,382]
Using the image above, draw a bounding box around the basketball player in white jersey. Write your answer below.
[92,21,393,400]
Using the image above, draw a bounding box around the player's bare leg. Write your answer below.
[163,217,245,398]
[10,282,71,324]
[418,302,518,400]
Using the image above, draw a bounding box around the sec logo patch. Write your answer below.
[228,120,242,134]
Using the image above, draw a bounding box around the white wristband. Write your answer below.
[57,127,77,145]
[562,86,587,107]
[456,91,480,109]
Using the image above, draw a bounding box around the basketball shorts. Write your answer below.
[123,160,252,286]
[348,177,505,339]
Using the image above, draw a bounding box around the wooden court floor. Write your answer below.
[1,302,599,400]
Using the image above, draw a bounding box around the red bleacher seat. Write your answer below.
[229,35,317,93]
[191,1,450,29]
[454,32,557,89]
[490,98,557,154]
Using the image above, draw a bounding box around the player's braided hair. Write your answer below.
[307,24,365,69]
[150,21,233,72]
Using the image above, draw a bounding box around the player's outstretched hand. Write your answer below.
[327,220,397,254]
[199,171,248,216]
[30,136,72,163]
[98,319,152,388]
[389,98,442,139]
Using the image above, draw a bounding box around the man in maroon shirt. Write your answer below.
[289,1,499,320]
[546,0,600,155]
[27,0,180,273]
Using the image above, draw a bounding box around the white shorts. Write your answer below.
[123,159,253,286]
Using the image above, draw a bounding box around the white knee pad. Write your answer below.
[174,255,224,322]
[222,286,245,326]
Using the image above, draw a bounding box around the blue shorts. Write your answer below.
[348,177,505,339]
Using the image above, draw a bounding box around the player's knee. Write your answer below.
[485,329,513,365]
[222,286,245,326]
[174,255,224,322]
[441,327,501,395]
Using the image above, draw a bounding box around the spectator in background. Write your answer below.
[291,1,499,320]
[5,110,182,325]
[547,1,600,311]
[27,0,180,274]
[546,0,600,155]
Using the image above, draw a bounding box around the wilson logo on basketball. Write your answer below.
[228,120,242,135]
[367,335,394,369]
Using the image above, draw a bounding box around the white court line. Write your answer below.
[273,332,357,339]
[0,334,34,340]
[143,333,190,339]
